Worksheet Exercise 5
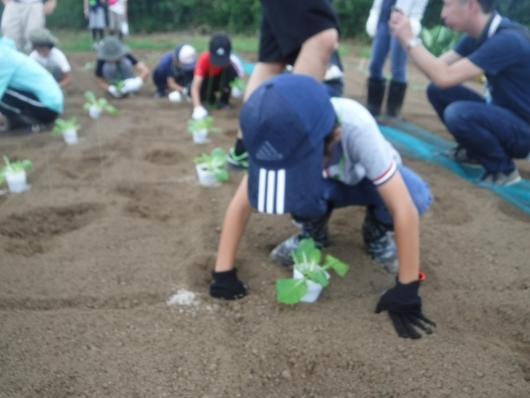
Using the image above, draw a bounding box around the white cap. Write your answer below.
[178,44,197,68]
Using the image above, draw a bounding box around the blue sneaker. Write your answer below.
[227,148,249,170]
[362,210,398,273]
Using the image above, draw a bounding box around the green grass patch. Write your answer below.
[55,30,259,54]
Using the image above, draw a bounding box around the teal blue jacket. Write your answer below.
[0,37,63,113]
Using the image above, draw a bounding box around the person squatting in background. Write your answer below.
[0,0,57,52]
[29,27,72,88]
[152,44,197,102]
[107,0,128,39]
[391,0,530,186]
[190,33,244,119]
[365,0,428,118]
[94,36,149,98]
[0,36,63,132]
[84,0,106,47]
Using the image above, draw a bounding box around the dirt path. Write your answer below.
[0,48,529,398]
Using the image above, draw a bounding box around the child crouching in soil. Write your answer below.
[210,74,436,339]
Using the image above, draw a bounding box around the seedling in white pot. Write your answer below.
[276,238,349,304]
[230,77,246,99]
[194,148,229,187]
[187,116,220,144]
[83,91,118,119]
[0,155,32,193]
[52,117,80,145]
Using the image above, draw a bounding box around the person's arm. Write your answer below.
[83,0,89,18]
[96,76,111,91]
[390,10,483,88]
[134,61,150,81]
[43,0,57,15]
[191,75,203,108]
[166,76,184,92]
[376,171,420,284]
[439,49,463,65]
[209,176,251,300]
[215,175,253,272]
[374,170,436,338]
[59,71,72,88]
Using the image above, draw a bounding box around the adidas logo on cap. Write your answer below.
[256,141,283,161]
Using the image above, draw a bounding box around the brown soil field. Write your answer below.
[0,45,529,398]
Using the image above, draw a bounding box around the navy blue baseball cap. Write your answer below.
[241,74,337,220]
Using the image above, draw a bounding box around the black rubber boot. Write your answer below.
[366,77,386,117]
[386,80,408,118]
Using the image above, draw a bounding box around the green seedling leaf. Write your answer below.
[84,91,118,116]
[52,117,80,136]
[276,278,308,305]
[194,147,229,183]
[292,238,321,266]
[1,156,32,184]
[230,77,246,91]
[276,237,349,304]
[324,255,349,277]
[304,269,329,288]
[115,80,125,92]
[188,116,215,133]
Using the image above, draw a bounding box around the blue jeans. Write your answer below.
[322,165,432,226]
[427,83,530,173]
[369,21,407,83]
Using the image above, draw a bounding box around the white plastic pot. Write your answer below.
[168,90,182,103]
[192,128,209,144]
[63,128,78,145]
[89,105,102,119]
[195,163,219,187]
[293,268,328,303]
[5,170,28,193]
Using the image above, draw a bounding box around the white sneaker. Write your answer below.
[480,169,522,186]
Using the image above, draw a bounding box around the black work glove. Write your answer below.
[209,269,247,300]
[375,279,436,339]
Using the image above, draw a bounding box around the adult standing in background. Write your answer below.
[107,0,128,39]
[365,0,428,118]
[1,0,57,52]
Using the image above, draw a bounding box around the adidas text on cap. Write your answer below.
[241,74,337,219]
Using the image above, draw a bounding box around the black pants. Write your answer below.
[200,66,238,106]
[0,89,59,129]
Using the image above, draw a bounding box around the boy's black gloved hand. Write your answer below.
[375,279,436,339]
[209,269,247,300]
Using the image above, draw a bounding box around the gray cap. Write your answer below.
[29,27,58,46]
[97,36,130,61]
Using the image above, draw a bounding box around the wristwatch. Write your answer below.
[406,37,422,51]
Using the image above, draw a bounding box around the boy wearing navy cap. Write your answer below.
[210,74,435,339]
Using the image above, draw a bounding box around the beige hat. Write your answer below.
[97,36,130,61]
[29,28,58,46]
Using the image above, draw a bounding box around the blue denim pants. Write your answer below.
[427,83,530,173]
[322,165,432,225]
[369,21,408,83]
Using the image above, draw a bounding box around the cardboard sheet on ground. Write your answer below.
[379,119,530,214]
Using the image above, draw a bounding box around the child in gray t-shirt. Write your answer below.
[210,74,435,340]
